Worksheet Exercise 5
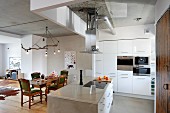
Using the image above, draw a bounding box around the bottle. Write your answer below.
[80,70,83,85]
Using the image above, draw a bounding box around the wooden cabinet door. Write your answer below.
[156,9,170,113]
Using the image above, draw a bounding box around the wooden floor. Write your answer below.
[0,80,47,113]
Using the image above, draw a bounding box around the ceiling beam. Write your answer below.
[31,0,89,12]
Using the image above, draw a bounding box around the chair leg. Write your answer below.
[32,96,34,101]
[21,94,23,107]
[40,91,42,104]
[29,96,31,109]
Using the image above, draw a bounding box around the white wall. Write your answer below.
[21,35,47,80]
[47,35,92,83]
[21,35,33,80]
[32,35,47,76]
[2,43,21,75]
[155,0,170,23]
[98,24,155,41]
[0,45,3,76]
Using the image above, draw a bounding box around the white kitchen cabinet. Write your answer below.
[98,82,113,113]
[133,76,151,95]
[95,54,103,77]
[103,54,117,74]
[103,41,117,54]
[103,54,117,92]
[96,41,103,52]
[118,71,133,93]
[118,40,133,56]
[109,74,117,92]
[133,39,151,55]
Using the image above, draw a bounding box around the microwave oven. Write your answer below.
[133,67,150,76]
[134,57,149,65]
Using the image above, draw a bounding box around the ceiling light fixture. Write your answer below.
[21,26,60,55]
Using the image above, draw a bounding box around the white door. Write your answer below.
[118,71,133,93]
[103,41,117,54]
[133,76,151,95]
[118,40,133,56]
[133,39,151,55]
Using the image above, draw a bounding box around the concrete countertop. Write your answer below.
[48,76,111,104]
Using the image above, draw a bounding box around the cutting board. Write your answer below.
[94,78,112,83]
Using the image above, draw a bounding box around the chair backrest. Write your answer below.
[18,79,31,92]
[60,70,68,76]
[31,72,40,80]
[59,75,66,84]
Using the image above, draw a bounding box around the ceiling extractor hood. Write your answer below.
[80,8,115,54]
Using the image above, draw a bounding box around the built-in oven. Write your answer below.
[133,66,150,76]
[117,56,133,71]
[134,57,149,66]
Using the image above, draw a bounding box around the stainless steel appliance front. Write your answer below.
[117,56,133,71]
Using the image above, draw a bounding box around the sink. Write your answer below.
[83,81,107,89]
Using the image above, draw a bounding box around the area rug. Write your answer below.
[0,87,20,100]
[0,80,17,86]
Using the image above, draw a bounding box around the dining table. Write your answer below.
[30,76,58,100]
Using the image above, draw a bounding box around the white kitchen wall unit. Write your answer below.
[118,40,133,56]
[103,41,117,54]
[118,71,133,93]
[96,42,103,52]
[95,54,103,77]
[103,54,117,74]
[133,76,151,95]
[103,53,117,91]
[133,38,151,55]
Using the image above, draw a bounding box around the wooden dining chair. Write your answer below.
[60,70,68,85]
[18,79,42,109]
[58,75,66,89]
[31,72,41,80]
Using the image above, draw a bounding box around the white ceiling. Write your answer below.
[69,0,157,28]
[0,0,76,37]
[0,0,157,37]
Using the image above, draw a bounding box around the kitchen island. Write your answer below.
[47,77,113,113]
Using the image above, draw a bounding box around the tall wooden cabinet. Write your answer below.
[156,9,170,113]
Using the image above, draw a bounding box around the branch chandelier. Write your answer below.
[21,26,60,56]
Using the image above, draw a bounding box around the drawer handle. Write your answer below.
[96,60,102,61]
[110,76,116,77]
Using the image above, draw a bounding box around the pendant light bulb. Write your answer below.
[58,49,60,53]
[45,51,48,57]
[26,50,29,54]
[54,51,56,55]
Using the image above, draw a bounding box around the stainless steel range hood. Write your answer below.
[80,29,102,54]
[80,8,115,54]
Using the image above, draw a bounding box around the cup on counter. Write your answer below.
[90,85,96,94]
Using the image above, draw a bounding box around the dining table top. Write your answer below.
[30,76,58,86]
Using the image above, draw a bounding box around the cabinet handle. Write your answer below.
[121,74,128,75]
[121,77,128,78]
[121,52,128,53]
[137,78,145,79]
[163,84,168,90]
[109,73,115,74]
[137,51,145,52]
[96,60,102,61]
[110,76,116,77]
